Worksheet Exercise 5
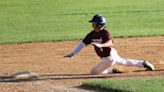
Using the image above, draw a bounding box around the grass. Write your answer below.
[0,0,164,44]
[81,77,164,92]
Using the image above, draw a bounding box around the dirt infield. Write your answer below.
[0,36,164,92]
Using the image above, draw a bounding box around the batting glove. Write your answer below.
[64,53,74,59]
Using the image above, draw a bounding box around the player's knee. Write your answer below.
[90,69,99,75]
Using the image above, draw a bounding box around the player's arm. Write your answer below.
[91,40,113,48]
[64,41,86,58]
[101,40,113,47]
[64,32,92,58]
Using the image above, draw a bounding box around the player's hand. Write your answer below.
[64,53,74,59]
[91,43,102,48]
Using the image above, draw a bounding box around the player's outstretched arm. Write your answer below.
[64,42,86,59]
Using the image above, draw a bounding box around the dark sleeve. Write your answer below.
[82,32,92,45]
[102,30,113,42]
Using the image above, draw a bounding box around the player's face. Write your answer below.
[92,22,99,31]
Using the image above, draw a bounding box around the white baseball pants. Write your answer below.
[90,48,144,74]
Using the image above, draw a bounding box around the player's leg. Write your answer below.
[111,48,155,70]
[90,57,115,74]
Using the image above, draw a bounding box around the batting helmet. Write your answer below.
[89,15,106,30]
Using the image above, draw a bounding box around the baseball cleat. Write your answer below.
[143,61,155,71]
[112,68,123,73]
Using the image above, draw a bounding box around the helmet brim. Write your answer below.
[89,20,93,22]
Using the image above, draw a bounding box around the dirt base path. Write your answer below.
[0,36,164,92]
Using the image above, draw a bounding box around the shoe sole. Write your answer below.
[143,61,155,71]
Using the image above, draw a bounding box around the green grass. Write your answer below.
[0,0,164,44]
[81,77,164,92]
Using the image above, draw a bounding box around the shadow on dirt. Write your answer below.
[133,69,164,72]
[134,69,164,72]
[39,73,90,76]
[78,85,131,92]
[0,74,112,83]
[0,69,164,83]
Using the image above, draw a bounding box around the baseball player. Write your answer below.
[64,15,155,74]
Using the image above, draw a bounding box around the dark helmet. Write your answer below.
[89,15,106,29]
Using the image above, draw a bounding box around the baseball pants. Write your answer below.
[90,48,144,74]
